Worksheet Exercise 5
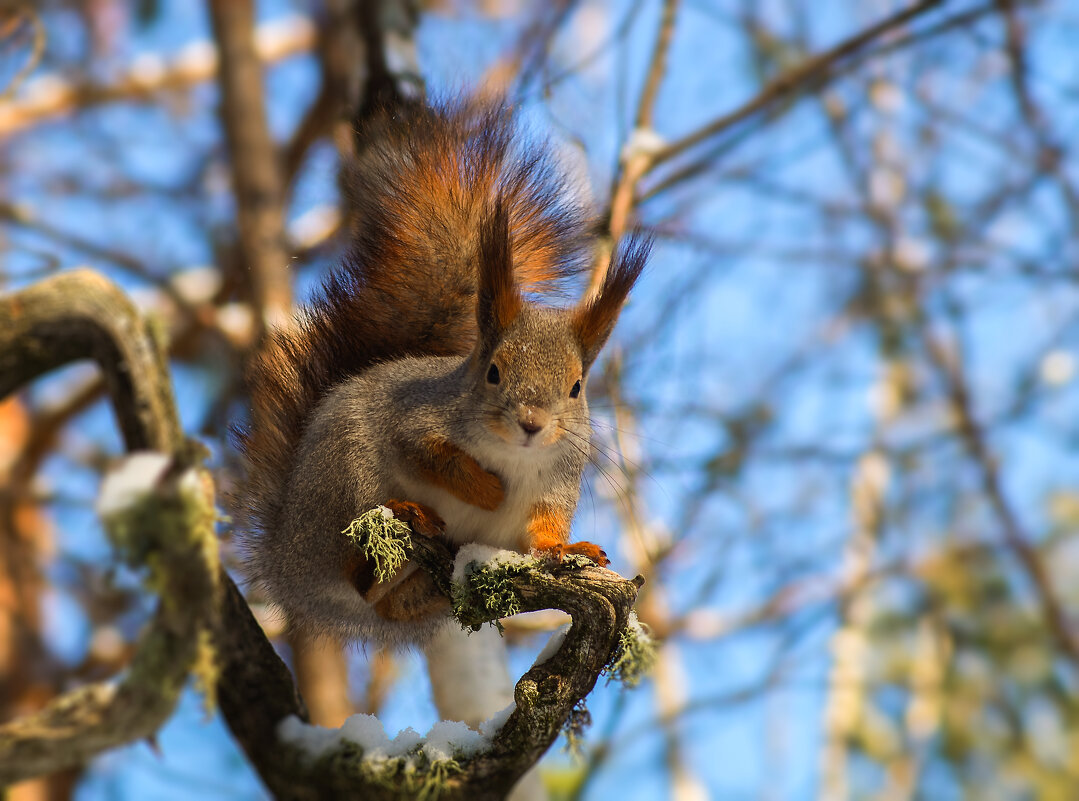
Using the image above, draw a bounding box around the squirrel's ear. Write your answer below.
[573,232,651,370]
[476,200,522,354]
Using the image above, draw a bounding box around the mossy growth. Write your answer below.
[561,699,591,758]
[99,463,221,707]
[450,555,536,632]
[310,743,464,800]
[192,627,219,716]
[416,759,463,801]
[343,506,412,583]
[604,612,657,688]
[558,553,597,569]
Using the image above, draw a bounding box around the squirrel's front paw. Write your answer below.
[536,541,609,568]
[384,499,445,537]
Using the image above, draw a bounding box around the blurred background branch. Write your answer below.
[1,0,1077,798]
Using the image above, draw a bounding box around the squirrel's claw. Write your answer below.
[536,541,609,568]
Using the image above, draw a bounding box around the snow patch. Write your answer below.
[170,265,222,305]
[534,623,571,666]
[96,452,171,517]
[478,702,516,739]
[288,204,341,249]
[277,715,342,759]
[215,303,256,346]
[621,127,668,163]
[422,720,484,763]
[279,712,502,765]
[388,727,424,757]
[340,713,391,756]
[452,543,535,583]
[626,611,652,643]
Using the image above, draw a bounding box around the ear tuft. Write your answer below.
[476,199,522,354]
[573,231,651,370]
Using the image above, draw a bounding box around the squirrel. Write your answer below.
[234,100,650,644]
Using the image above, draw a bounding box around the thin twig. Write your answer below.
[923,331,1079,665]
[650,0,944,168]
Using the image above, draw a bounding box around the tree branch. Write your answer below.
[0,270,220,784]
[0,16,316,136]
[207,0,293,333]
[215,531,645,800]
[648,0,944,169]
[0,269,181,452]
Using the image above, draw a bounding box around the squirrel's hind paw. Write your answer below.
[373,570,451,622]
[536,541,609,568]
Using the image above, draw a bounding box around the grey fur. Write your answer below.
[249,306,594,646]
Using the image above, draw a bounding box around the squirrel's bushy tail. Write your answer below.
[235,100,591,541]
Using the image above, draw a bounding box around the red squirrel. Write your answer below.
[234,100,649,644]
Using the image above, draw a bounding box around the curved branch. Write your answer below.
[0,269,181,452]
[0,270,220,784]
[457,564,643,795]
[218,531,644,800]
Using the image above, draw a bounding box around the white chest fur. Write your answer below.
[394,443,558,552]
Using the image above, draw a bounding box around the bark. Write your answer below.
[425,627,547,801]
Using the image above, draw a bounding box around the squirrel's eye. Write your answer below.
[569,379,581,398]
[487,363,500,385]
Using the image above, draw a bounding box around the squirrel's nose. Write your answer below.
[517,405,549,436]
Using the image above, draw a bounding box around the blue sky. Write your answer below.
[6,1,1079,799]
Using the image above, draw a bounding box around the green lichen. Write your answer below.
[102,467,218,584]
[193,627,219,715]
[451,556,535,632]
[361,755,461,800]
[559,553,596,569]
[98,462,221,713]
[361,755,416,793]
[416,759,462,801]
[561,699,591,758]
[343,507,412,583]
[604,613,657,688]
[307,740,464,800]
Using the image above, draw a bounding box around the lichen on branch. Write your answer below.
[0,270,220,786]
[343,505,413,583]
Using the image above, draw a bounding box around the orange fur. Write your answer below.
[477,201,522,346]
[406,435,505,512]
[235,100,588,556]
[525,503,609,567]
[373,571,450,622]
[524,502,571,551]
[573,236,651,369]
[558,542,609,566]
[383,499,445,538]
